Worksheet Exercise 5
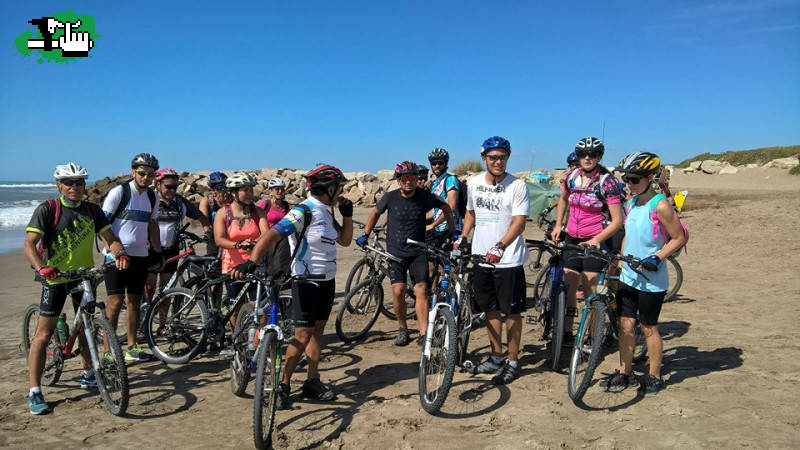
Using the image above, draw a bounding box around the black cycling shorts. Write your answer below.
[563,234,614,273]
[39,280,86,317]
[617,283,665,326]
[104,256,149,296]
[388,253,429,286]
[289,279,335,328]
[472,265,527,315]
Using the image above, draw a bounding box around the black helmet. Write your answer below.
[574,137,604,158]
[305,164,347,189]
[131,153,159,169]
[428,147,449,163]
[618,152,661,176]
[417,165,429,176]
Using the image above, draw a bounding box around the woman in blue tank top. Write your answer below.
[608,152,686,397]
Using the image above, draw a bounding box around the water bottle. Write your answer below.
[247,328,256,351]
[56,313,69,344]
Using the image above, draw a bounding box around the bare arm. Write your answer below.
[23,232,45,270]
[148,222,162,253]
[362,208,382,236]
[498,215,527,248]
[99,229,124,256]
[461,209,475,239]
[337,216,353,246]
[654,199,685,260]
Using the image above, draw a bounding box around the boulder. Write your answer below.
[718,166,739,175]
[376,170,395,181]
[689,161,702,170]
[699,160,723,174]
[765,157,800,169]
[746,163,759,169]
[681,167,696,174]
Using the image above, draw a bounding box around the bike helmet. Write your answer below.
[131,153,159,169]
[267,177,286,189]
[53,162,89,180]
[225,172,257,189]
[155,167,178,181]
[575,137,605,158]
[618,152,661,176]
[428,147,449,163]
[305,164,347,189]
[394,161,419,178]
[567,151,579,167]
[208,171,227,188]
[417,165,429,177]
[480,136,511,156]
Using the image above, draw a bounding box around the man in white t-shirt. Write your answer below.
[457,136,529,385]
[101,153,163,363]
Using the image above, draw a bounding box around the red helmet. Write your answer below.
[305,164,347,189]
[394,161,418,179]
[155,168,178,181]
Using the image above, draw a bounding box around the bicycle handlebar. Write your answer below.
[406,238,495,269]
[352,220,386,234]
[525,238,643,269]
[35,260,117,284]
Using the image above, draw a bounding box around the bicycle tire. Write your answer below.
[21,303,40,356]
[533,262,552,302]
[551,286,566,371]
[379,271,418,321]
[457,290,472,366]
[343,257,370,297]
[91,316,129,416]
[567,300,609,404]
[145,287,209,364]
[665,256,683,302]
[418,304,457,414]
[253,331,279,450]
[22,303,64,386]
[335,278,382,343]
[231,303,254,397]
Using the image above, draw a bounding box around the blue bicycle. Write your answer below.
[526,238,570,370]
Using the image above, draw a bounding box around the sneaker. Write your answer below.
[28,392,50,415]
[124,344,154,363]
[602,370,639,393]
[491,361,519,385]
[394,327,410,347]
[79,372,97,389]
[473,357,504,374]
[218,347,236,359]
[640,374,666,396]
[561,332,575,348]
[102,352,115,365]
[302,378,336,401]
[276,383,291,410]
[416,335,424,347]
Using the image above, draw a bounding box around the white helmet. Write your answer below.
[225,172,257,189]
[267,178,286,189]
[53,162,89,180]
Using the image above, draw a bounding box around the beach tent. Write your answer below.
[526,181,562,219]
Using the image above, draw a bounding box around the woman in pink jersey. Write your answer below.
[213,172,268,346]
[552,137,623,346]
[257,177,292,228]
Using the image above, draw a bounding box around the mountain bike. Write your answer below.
[664,256,683,302]
[406,238,489,414]
[561,245,648,406]
[253,272,325,449]
[21,263,129,416]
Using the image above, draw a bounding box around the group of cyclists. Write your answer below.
[23,135,685,417]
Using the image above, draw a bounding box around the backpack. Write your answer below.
[565,167,620,224]
[625,193,689,256]
[455,176,468,218]
[37,198,98,261]
[107,181,157,223]
[224,203,313,278]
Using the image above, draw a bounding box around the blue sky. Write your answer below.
[1,0,798,180]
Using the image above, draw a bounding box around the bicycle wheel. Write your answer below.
[567,300,609,404]
[253,331,280,450]
[665,256,683,302]
[22,304,64,386]
[532,262,552,302]
[231,303,254,397]
[91,316,129,416]
[418,304,457,414]
[379,272,417,321]
[146,287,209,364]
[343,257,370,296]
[335,279,382,343]
[550,283,566,371]
[456,292,472,366]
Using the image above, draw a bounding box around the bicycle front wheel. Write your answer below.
[146,287,209,364]
[343,257,370,296]
[418,305,457,414]
[22,303,63,386]
[253,331,280,450]
[231,303,254,397]
[532,263,552,302]
[91,316,129,416]
[550,284,566,371]
[665,256,683,302]
[567,300,609,404]
[335,278,382,343]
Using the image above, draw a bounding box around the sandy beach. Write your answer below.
[1,167,799,449]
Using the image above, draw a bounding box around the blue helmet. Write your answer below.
[208,171,227,188]
[480,136,511,156]
[567,151,579,166]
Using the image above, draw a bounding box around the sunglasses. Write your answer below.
[575,149,601,159]
[486,154,509,162]
[163,184,179,190]
[60,179,85,187]
[212,185,227,191]
[622,175,644,184]
[430,160,446,166]
[135,170,155,177]
[398,174,417,183]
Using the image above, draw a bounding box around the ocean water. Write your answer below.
[0,182,58,253]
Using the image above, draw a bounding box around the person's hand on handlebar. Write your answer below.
[640,255,661,271]
[230,260,257,280]
[114,252,130,271]
[453,235,468,251]
[550,227,562,242]
[356,233,369,248]
[579,237,601,248]
[38,266,59,281]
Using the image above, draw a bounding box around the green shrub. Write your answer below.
[451,159,483,176]
[790,165,800,176]
[676,146,800,167]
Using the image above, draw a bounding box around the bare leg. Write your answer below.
[282,327,313,385]
[505,314,522,361]
[105,294,124,330]
[391,282,407,329]
[563,269,581,333]
[618,316,636,375]
[28,316,58,388]
[413,282,428,336]
[486,311,503,356]
[125,294,142,347]
[304,320,327,380]
[642,324,663,377]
